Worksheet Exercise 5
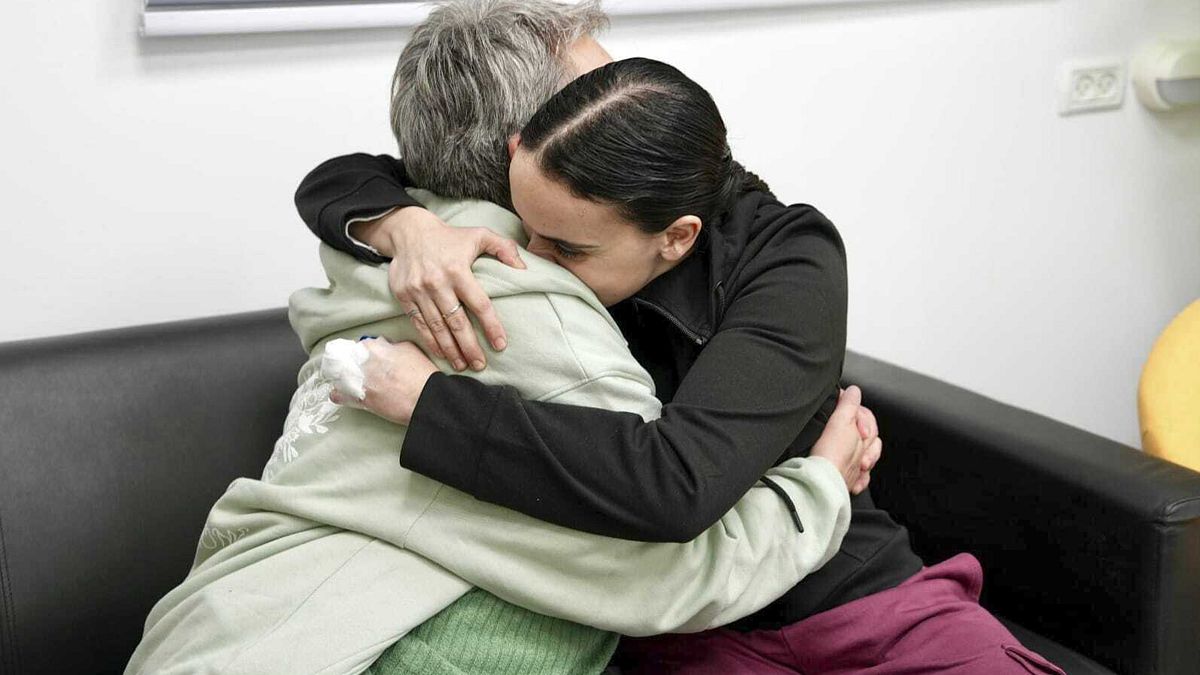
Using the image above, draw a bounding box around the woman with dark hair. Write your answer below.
[311,57,1063,674]
[506,57,773,309]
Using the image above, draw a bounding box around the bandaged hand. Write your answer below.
[327,337,438,425]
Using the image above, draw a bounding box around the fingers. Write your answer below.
[850,471,871,496]
[478,230,527,270]
[391,259,442,360]
[432,281,486,371]
[847,434,883,495]
[861,436,883,473]
[453,272,508,353]
[391,236,509,370]
[401,302,441,358]
[860,405,878,439]
[832,385,862,423]
[413,293,467,371]
[855,407,878,440]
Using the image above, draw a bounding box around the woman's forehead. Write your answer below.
[512,151,618,244]
[525,208,608,250]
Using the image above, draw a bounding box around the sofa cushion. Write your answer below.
[0,309,305,675]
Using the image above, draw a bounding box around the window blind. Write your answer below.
[141,1,896,37]
[144,0,424,7]
[141,1,436,36]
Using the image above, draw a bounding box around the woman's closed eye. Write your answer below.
[553,242,584,260]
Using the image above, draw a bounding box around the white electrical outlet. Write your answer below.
[1058,61,1126,115]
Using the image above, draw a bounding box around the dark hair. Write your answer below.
[520,57,770,234]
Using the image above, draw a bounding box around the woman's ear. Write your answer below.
[659,215,702,262]
[507,134,522,160]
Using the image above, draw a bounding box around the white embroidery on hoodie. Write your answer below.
[262,373,341,480]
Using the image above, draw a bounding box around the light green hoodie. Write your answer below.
[125,191,851,675]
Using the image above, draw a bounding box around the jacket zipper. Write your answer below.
[633,297,708,345]
[714,281,727,326]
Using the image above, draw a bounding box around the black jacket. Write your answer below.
[294,154,924,629]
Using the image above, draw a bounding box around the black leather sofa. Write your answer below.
[1,309,1197,675]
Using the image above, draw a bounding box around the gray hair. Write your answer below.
[390,0,608,208]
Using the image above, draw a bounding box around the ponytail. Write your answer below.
[716,159,773,219]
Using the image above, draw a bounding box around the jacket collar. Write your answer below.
[625,191,764,345]
[629,221,729,346]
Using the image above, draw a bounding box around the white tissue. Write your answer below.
[321,338,371,401]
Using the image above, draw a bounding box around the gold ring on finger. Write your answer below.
[442,303,464,319]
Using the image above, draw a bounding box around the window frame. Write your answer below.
[141,0,903,37]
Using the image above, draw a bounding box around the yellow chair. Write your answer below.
[1139,299,1200,472]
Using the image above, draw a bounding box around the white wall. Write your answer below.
[2,0,1197,448]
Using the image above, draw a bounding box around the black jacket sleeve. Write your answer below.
[400,206,848,543]
[293,153,423,264]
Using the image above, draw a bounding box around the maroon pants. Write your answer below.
[617,554,1065,675]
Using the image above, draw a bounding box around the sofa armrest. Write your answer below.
[843,351,1200,675]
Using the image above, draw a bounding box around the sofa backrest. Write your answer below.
[0,309,306,675]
